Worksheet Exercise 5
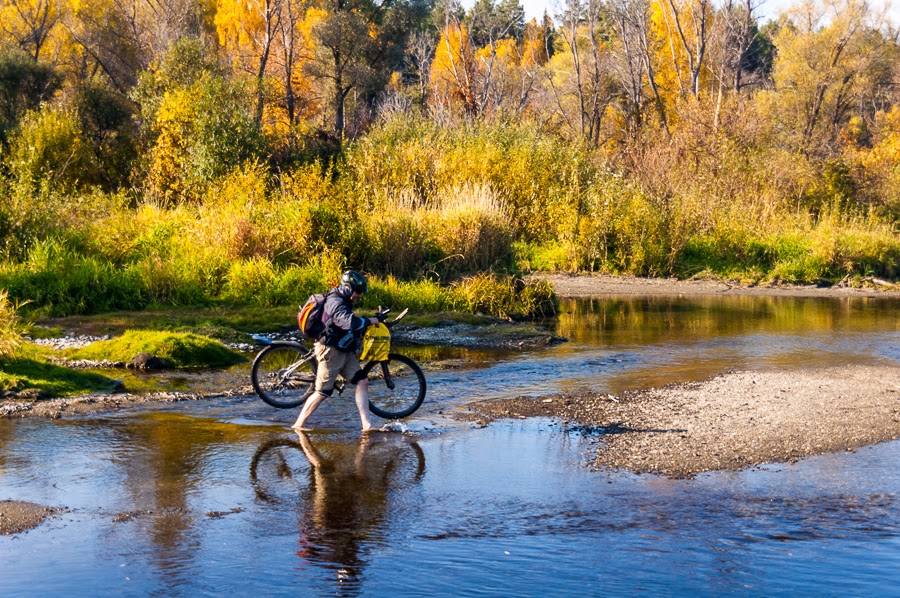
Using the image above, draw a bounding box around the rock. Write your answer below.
[127,353,174,370]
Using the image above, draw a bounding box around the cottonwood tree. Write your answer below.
[653,0,712,99]
[768,0,891,150]
[545,0,617,145]
[429,0,526,116]
[0,0,64,61]
[609,0,669,134]
[216,0,283,123]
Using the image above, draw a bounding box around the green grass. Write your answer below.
[67,330,246,368]
[0,356,120,397]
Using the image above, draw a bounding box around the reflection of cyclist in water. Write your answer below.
[252,431,425,591]
[294,431,377,584]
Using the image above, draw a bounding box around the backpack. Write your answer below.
[297,293,328,339]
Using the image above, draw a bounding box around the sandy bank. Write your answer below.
[463,365,900,477]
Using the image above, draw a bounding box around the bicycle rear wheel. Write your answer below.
[367,353,426,419]
[251,343,317,409]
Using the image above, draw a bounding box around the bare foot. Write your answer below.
[291,422,310,431]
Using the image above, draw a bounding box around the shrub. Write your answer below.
[428,184,515,277]
[0,48,60,143]
[68,330,245,367]
[5,106,96,191]
[451,273,557,319]
[72,82,139,190]
[145,74,264,202]
[0,289,22,359]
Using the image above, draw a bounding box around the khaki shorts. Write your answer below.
[314,343,363,395]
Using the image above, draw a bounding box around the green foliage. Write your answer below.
[73,82,139,190]
[363,275,456,312]
[67,330,246,367]
[0,239,147,315]
[133,39,264,203]
[0,289,22,359]
[132,38,224,129]
[512,242,571,272]
[451,273,557,319]
[0,47,60,143]
[146,75,265,202]
[5,106,96,191]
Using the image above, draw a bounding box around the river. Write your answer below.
[1,295,898,595]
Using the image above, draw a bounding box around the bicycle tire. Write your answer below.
[367,353,426,419]
[251,343,317,409]
[249,438,311,503]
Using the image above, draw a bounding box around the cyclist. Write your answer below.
[292,270,383,432]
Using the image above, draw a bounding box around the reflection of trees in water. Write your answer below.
[557,296,899,346]
[0,421,17,475]
[111,414,259,590]
[250,433,425,594]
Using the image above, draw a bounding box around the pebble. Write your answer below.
[25,333,286,356]
[26,334,112,350]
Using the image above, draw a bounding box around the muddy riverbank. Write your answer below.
[463,365,900,477]
[531,272,900,298]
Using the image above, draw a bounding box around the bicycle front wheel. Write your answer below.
[251,343,317,409]
[367,353,426,419]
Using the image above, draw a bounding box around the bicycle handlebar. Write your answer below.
[385,307,408,328]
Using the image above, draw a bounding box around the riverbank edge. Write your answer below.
[529,272,900,298]
[460,364,900,478]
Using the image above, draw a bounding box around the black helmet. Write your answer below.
[341,270,368,294]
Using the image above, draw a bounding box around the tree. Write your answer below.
[73,81,138,188]
[653,0,712,99]
[215,0,282,123]
[768,0,891,150]
[429,0,527,116]
[0,46,60,142]
[609,0,669,134]
[0,0,64,61]
[542,0,616,145]
[430,15,478,113]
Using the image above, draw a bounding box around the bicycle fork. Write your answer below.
[380,362,396,390]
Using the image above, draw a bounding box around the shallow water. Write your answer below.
[1,295,899,595]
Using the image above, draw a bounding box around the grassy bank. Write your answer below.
[1,117,898,323]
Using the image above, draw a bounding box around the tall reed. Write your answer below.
[0,290,22,359]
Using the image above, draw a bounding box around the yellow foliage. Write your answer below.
[0,0,69,62]
[147,88,199,203]
[430,23,477,112]
[657,0,716,101]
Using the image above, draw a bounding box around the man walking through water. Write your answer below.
[293,270,384,432]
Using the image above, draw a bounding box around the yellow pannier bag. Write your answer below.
[359,323,391,361]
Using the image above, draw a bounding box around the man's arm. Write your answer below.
[328,298,368,332]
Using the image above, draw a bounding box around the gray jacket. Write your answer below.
[321,286,368,352]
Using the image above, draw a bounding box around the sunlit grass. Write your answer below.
[67,330,246,368]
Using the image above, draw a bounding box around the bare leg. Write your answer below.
[355,379,374,432]
[292,392,327,430]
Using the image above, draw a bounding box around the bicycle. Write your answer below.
[250,308,427,419]
[249,433,426,504]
